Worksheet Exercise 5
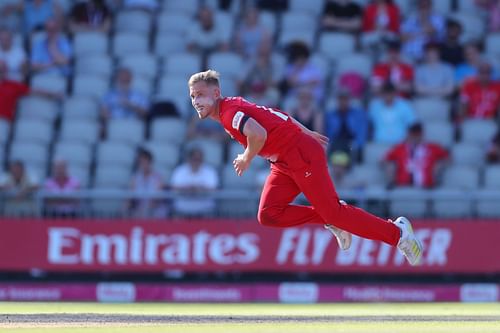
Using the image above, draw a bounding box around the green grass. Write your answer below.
[0,302,499,333]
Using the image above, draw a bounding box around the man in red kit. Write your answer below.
[188,70,423,266]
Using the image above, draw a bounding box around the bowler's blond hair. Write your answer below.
[188,69,220,87]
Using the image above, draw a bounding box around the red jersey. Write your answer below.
[0,80,30,122]
[219,97,302,159]
[460,79,500,119]
[385,142,449,188]
[362,3,400,33]
[371,62,414,96]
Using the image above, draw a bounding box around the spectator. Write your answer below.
[486,131,500,163]
[488,0,500,32]
[321,0,363,33]
[325,89,369,159]
[361,0,401,51]
[415,42,455,98]
[0,1,22,31]
[384,123,449,188]
[455,43,499,86]
[371,39,414,97]
[22,0,63,35]
[255,0,288,12]
[0,28,27,82]
[69,0,111,34]
[282,41,324,103]
[369,82,417,144]
[43,158,81,217]
[234,6,271,60]
[101,67,149,121]
[186,6,229,55]
[459,62,500,120]
[128,148,167,219]
[329,150,351,188]
[170,147,219,217]
[30,18,72,76]
[401,0,445,61]
[286,88,323,133]
[241,41,281,108]
[439,19,464,66]
[0,160,39,216]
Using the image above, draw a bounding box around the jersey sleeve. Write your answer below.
[221,102,251,136]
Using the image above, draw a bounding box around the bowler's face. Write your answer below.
[189,81,219,119]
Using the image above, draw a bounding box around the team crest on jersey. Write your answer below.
[232,111,244,130]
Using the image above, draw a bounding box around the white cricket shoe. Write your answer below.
[324,224,352,250]
[394,216,423,266]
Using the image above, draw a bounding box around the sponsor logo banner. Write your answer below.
[0,219,499,273]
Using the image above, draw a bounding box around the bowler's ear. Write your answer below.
[214,86,221,98]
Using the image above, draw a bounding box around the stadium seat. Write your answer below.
[221,163,258,190]
[184,139,224,167]
[424,122,454,147]
[476,189,500,217]
[31,73,67,95]
[319,33,356,61]
[278,30,316,48]
[441,166,480,190]
[483,165,500,189]
[154,33,186,56]
[60,119,100,145]
[431,0,452,14]
[389,187,429,218]
[62,96,99,121]
[363,142,392,165]
[142,141,181,169]
[309,53,331,75]
[9,141,49,173]
[115,10,152,34]
[432,188,474,218]
[344,163,388,188]
[72,75,110,99]
[75,55,113,78]
[461,119,497,145]
[150,118,187,145]
[112,33,149,57]
[449,13,485,42]
[214,11,235,43]
[120,53,158,79]
[157,76,189,99]
[336,53,373,78]
[289,0,325,16]
[94,165,131,189]
[157,13,192,36]
[451,143,484,168]
[228,141,267,169]
[281,12,316,32]
[131,76,154,96]
[53,141,93,168]
[162,0,199,16]
[13,119,53,145]
[17,96,59,122]
[485,33,500,58]
[207,52,244,80]
[107,119,145,145]
[260,11,277,37]
[163,52,202,77]
[393,0,412,17]
[457,0,484,13]
[96,141,136,169]
[67,164,90,188]
[0,119,10,145]
[412,97,450,123]
[73,31,108,56]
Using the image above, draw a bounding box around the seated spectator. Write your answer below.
[415,42,455,98]
[321,0,362,33]
[459,62,500,120]
[325,89,368,160]
[170,147,219,217]
[234,6,271,60]
[69,0,111,34]
[401,0,445,61]
[282,41,324,104]
[369,82,417,144]
[384,123,449,188]
[0,160,39,216]
[329,150,351,188]
[439,19,464,66]
[488,0,500,32]
[22,0,63,35]
[186,6,229,55]
[255,0,288,12]
[128,148,167,219]
[241,41,280,108]
[101,67,149,121]
[361,0,401,52]
[0,28,27,82]
[43,158,81,217]
[286,87,323,133]
[455,43,499,86]
[0,1,22,31]
[486,131,500,163]
[371,39,414,97]
[30,18,72,76]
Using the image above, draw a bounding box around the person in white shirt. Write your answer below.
[170,147,219,217]
[186,6,229,54]
[0,28,27,82]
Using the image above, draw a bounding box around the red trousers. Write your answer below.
[257,133,400,246]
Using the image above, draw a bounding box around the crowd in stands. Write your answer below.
[1,0,500,219]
